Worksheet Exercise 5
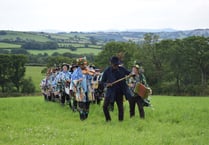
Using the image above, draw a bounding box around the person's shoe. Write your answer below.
[106,119,111,122]
[143,99,151,107]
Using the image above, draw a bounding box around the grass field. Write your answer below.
[0,42,21,49]
[25,66,46,92]
[28,48,102,55]
[0,31,51,42]
[0,96,208,145]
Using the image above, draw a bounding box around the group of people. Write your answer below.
[40,56,151,121]
[40,57,104,120]
[102,56,151,122]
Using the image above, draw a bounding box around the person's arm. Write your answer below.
[101,68,112,87]
[140,73,148,87]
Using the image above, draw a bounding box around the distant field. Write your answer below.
[28,48,102,55]
[0,31,51,42]
[0,42,21,49]
[0,31,104,56]
[58,43,102,49]
[58,43,85,47]
[25,66,46,92]
[0,96,208,145]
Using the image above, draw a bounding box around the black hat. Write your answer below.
[70,64,77,72]
[110,56,120,65]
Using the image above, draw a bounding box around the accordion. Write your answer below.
[134,83,152,99]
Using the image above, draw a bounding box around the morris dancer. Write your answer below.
[40,68,54,101]
[40,76,49,101]
[71,58,90,120]
[68,63,79,111]
[51,67,62,102]
[54,63,71,106]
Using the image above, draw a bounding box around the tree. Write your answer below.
[0,55,13,92]
[11,49,29,55]
[21,41,58,50]
[21,77,35,94]
[95,41,136,69]
[135,33,163,89]
[89,36,97,45]
[46,56,72,68]
[0,54,28,93]
[10,55,28,92]
[182,36,209,88]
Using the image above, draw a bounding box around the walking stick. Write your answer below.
[106,74,133,87]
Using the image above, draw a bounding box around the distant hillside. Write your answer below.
[0,28,209,45]
[91,29,209,42]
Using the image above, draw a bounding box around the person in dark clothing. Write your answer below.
[101,56,132,122]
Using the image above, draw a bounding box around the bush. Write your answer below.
[21,77,36,94]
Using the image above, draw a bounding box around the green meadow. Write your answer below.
[0,96,208,145]
[0,42,21,49]
[25,66,46,92]
[0,31,51,42]
[28,48,102,55]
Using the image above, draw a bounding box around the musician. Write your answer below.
[101,56,132,122]
[71,58,90,120]
[128,64,149,119]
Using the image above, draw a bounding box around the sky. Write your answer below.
[0,0,209,32]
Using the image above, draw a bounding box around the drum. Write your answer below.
[134,83,151,99]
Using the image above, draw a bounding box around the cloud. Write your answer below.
[0,0,209,31]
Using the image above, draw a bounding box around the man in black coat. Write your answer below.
[101,56,132,122]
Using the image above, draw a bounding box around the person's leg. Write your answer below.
[128,97,136,117]
[72,99,77,111]
[84,101,90,119]
[60,92,65,105]
[115,94,124,121]
[136,96,145,118]
[78,102,86,120]
[103,97,111,121]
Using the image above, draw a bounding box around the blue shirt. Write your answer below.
[71,67,88,92]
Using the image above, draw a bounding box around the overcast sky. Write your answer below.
[0,0,209,32]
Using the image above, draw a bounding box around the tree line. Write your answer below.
[0,54,35,96]
[0,34,208,96]
[94,34,209,96]
[21,41,58,50]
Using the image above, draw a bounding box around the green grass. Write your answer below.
[58,43,85,47]
[0,31,51,42]
[28,48,102,55]
[0,96,208,145]
[25,66,46,92]
[0,42,21,49]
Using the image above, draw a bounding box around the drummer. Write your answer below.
[127,63,149,119]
